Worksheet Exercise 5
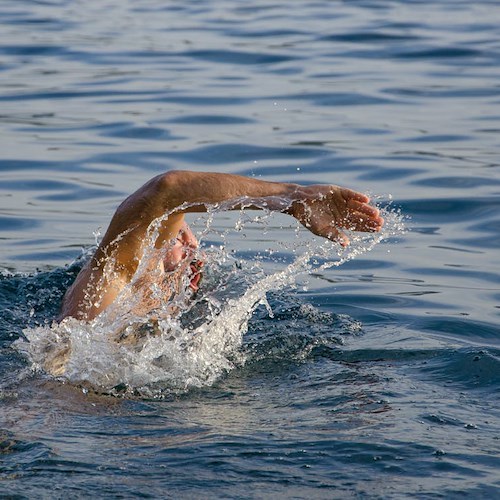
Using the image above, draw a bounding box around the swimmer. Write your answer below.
[60,170,384,322]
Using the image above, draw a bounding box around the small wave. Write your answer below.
[417,347,500,392]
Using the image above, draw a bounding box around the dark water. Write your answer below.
[1,0,500,498]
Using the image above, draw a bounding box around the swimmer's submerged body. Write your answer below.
[60,170,384,322]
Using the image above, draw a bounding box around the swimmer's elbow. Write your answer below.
[154,170,212,212]
[157,170,194,191]
[153,170,193,210]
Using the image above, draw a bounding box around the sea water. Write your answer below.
[1,0,499,498]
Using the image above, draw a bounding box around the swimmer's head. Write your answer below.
[162,223,203,293]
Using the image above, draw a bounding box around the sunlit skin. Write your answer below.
[59,170,384,322]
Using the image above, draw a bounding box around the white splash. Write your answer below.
[16,201,405,397]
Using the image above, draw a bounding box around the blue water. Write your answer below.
[1,0,500,497]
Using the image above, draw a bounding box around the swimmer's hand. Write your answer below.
[288,185,384,246]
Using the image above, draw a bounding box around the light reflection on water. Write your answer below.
[1,0,500,497]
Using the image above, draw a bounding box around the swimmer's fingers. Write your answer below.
[327,227,350,247]
[303,214,351,246]
[339,187,370,204]
[321,225,350,247]
[305,205,383,246]
[346,198,379,216]
[343,199,384,232]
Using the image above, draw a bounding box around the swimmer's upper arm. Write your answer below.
[59,262,129,321]
[60,175,187,321]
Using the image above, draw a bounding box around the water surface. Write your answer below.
[1,0,499,498]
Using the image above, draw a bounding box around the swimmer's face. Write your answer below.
[162,223,203,292]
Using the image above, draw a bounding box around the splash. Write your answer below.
[16,200,405,397]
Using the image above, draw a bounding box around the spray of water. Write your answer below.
[16,200,405,397]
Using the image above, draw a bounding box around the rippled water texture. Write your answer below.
[1,1,499,498]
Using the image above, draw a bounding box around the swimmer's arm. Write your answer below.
[102,170,382,254]
[154,170,384,246]
[60,170,383,320]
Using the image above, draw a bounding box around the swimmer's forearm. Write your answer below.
[100,169,380,255]
[152,172,380,240]
[155,170,300,212]
[145,170,382,244]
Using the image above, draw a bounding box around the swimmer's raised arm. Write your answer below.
[121,170,382,243]
[60,170,383,321]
